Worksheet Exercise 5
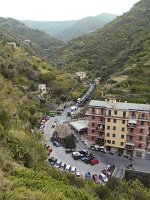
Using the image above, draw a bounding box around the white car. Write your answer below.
[59,163,66,171]
[99,173,108,183]
[54,160,61,169]
[76,171,81,177]
[70,167,77,175]
[64,165,71,173]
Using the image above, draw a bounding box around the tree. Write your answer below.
[64,134,76,149]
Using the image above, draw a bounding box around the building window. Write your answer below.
[92,108,95,113]
[92,130,95,133]
[107,118,110,122]
[113,119,116,123]
[130,136,133,140]
[121,142,124,146]
[122,127,125,131]
[92,116,95,120]
[112,141,115,144]
[107,126,110,130]
[123,111,126,117]
[138,143,142,148]
[141,121,144,125]
[112,133,116,137]
[142,113,145,118]
[122,120,125,124]
[132,111,135,117]
[113,126,116,130]
[114,110,117,115]
[140,129,143,133]
[92,136,94,141]
[92,123,95,127]
[108,110,111,116]
[139,136,142,141]
[101,109,104,115]
[121,135,124,139]
[107,132,110,137]
[107,140,111,144]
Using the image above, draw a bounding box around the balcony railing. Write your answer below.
[97,127,105,132]
[127,124,137,128]
[97,121,105,124]
[127,132,135,135]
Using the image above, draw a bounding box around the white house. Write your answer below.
[38,84,46,93]
[76,71,86,80]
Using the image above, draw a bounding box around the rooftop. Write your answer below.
[70,119,88,131]
[89,100,150,111]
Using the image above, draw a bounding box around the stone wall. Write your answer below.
[125,169,150,188]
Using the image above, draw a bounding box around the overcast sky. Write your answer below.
[0,0,140,21]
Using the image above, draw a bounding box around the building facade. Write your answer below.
[88,99,150,158]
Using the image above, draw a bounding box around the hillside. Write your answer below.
[22,13,117,42]
[0,17,63,60]
[53,0,150,103]
[0,12,150,200]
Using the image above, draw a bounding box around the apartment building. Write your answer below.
[88,98,150,158]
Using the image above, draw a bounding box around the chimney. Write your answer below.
[108,98,117,106]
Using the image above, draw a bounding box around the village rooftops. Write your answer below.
[70,119,88,132]
[89,100,150,112]
[54,124,71,138]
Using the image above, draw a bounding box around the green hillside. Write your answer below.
[0,17,63,60]
[22,13,117,42]
[0,7,150,199]
[53,0,150,103]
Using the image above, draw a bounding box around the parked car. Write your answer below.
[72,152,82,160]
[65,148,75,154]
[107,164,116,175]
[99,173,108,183]
[70,167,77,175]
[53,141,60,147]
[83,156,93,164]
[54,160,62,169]
[64,165,71,173]
[90,158,99,165]
[92,174,100,184]
[85,172,91,181]
[48,157,57,165]
[59,163,66,171]
[78,149,88,155]
[102,169,111,177]
[76,171,81,177]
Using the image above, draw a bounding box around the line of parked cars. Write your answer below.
[70,149,100,165]
[47,156,81,177]
[91,164,116,184]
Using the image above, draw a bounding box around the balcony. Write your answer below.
[138,115,149,121]
[97,127,105,132]
[97,121,105,125]
[125,142,134,150]
[127,132,135,136]
[127,124,137,128]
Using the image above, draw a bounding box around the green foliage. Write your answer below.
[64,134,76,149]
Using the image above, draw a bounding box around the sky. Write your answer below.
[0,0,140,21]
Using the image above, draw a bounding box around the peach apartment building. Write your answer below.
[87,98,150,158]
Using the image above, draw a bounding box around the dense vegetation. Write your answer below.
[23,13,117,42]
[53,0,150,103]
[0,17,63,60]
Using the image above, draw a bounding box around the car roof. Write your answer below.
[65,165,71,169]
[71,167,76,170]
[100,173,107,178]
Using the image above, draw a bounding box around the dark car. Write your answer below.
[90,158,99,165]
[92,174,100,184]
[107,164,116,175]
[78,149,88,155]
[83,156,93,164]
[85,172,91,181]
[102,169,111,177]
[65,148,75,154]
[48,157,57,165]
[53,141,60,147]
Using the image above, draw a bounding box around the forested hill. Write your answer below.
[23,13,117,42]
[0,17,63,60]
[54,0,150,103]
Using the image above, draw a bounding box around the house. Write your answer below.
[38,84,46,93]
[87,98,150,158]
[53,124,71,145]
[7,42,16,47]
[76,71,86,80]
